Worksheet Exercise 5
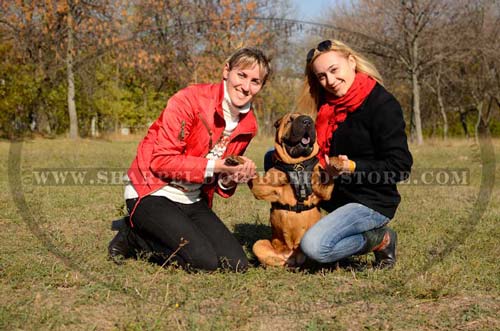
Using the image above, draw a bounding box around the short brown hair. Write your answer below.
[226,47,272,85]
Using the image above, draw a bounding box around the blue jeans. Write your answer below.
[300,203,390,263]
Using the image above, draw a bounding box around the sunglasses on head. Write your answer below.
[306,40,333,64]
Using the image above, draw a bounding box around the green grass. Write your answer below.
[0,136,499,330]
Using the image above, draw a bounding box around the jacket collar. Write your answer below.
[214,81,225,118]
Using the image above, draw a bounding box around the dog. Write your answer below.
[249,113,342,267]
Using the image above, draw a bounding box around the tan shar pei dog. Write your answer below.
[248,113,342,267]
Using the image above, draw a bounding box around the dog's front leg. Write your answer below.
[311,165,335,201]
[248,168,288,202]
[311,156,346,200]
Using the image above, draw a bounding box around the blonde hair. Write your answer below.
[297,39,383,115]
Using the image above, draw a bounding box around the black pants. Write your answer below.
[127,196,248,272]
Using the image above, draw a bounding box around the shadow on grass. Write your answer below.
[233,222,374,272]
[299,256,374,274]
[233,222,271,266]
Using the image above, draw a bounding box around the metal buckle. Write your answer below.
[293,163,304,171]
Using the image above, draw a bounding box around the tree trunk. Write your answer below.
[474,100,484,144]
[474,96,495,142]
[67,10,78,139]
[90,115,98,137]
[411,71,423,145]
[411,39,423,145]
[436,76,448,141]
[458,107,469,139]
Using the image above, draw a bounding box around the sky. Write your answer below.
[291,0,336,20]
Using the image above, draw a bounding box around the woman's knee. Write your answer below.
[301,227,341,263]
[300,231,322,260]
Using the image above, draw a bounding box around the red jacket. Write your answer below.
[127,82,258,210]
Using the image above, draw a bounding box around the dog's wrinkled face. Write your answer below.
[275,113,316,158]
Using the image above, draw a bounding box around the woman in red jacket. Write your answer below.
[298,40,412,269]
[108,47,271,272]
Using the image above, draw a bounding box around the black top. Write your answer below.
[322,83,413,218]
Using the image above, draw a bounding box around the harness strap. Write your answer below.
[271,202,319,213]
[274,157,319,202]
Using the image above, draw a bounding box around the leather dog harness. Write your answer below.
[272,157,320,213]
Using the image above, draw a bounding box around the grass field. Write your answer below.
[0,135,499,330]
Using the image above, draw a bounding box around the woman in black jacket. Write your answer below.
[298,39,413,268]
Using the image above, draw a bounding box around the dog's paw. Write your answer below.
[328,156,344,171]
[224,155,245,166]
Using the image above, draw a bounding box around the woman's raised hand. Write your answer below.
[215,156,257,184]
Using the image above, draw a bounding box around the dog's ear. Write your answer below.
[274,118,282,128]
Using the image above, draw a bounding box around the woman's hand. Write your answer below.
[215,156,257,184]
[324,154,356,177]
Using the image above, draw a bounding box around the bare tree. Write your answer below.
[424,66,448,140]
[325,0,460,145]
[67,5,78,139]
[432,0,500,139]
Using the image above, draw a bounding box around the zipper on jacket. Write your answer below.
[178,120,186,141]
[197,112,213,150]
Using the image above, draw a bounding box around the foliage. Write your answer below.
[0,43,39,137]
[0,0,498,139]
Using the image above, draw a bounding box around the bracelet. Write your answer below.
[348,160,356,173]
[218,177,237,190]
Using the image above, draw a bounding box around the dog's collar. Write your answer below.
[273,156,319,173]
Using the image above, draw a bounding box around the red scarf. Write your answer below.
[315,72,376,157]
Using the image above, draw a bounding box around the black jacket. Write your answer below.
[322,83,413,218]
